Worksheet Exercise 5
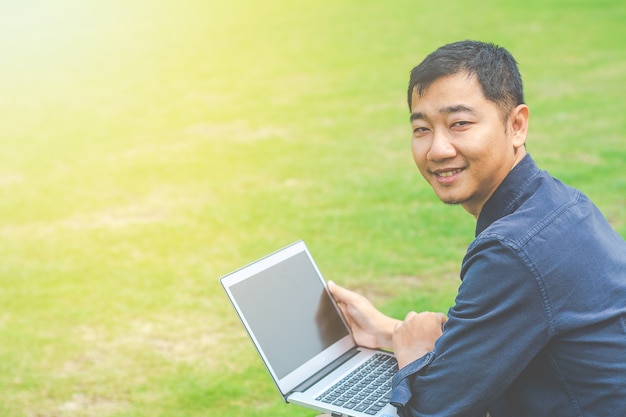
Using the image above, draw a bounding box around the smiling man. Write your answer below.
[409,71,527,218]
[318,41,626,416]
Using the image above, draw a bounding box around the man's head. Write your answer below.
[407,41,529,218]
[408,40,524,121]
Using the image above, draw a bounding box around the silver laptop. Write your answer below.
[220,240,399,417]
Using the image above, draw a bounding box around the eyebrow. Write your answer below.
[409,112,426,122]
[410,104,477,122]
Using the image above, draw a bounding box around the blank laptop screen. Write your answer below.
[229,251,349,379]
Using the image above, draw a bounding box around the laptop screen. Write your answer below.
[228,249,350,379]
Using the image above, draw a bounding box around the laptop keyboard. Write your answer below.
[316,353,398,415]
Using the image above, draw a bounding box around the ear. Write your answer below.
[509,104,529,148]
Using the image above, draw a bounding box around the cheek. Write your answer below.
[411,140,427,164]
[411,141,431,178]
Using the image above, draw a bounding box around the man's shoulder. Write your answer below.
[477,172,583,249]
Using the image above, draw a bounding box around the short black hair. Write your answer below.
[408,40,525,118]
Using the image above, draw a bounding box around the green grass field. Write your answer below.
[0,0,624,416]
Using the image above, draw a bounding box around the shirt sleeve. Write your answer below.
[390,237,552,416]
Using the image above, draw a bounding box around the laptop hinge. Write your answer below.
[288,347,360,396]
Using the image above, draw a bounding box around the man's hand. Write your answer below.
[327,281,400,350]
[393,311,447,368]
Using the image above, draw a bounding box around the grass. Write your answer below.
[0,0,624,416]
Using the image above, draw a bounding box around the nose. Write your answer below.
[427,130,456,161]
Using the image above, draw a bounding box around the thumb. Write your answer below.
[327,280,353,303]
[327,280,339,296]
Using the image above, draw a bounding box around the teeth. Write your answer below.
[437,169,461,177]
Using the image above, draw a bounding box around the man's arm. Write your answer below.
[390,241,550,416]
[327,281,448,368]
[332,239,551,416]
[393,311,447,368]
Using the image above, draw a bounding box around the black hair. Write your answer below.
[408,40,525,118]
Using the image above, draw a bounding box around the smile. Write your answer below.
[434,168,464,178]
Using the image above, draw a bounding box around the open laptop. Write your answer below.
[220,240,399,417]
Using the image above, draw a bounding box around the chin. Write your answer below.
[441,199,465,206]
[437,193,470,206]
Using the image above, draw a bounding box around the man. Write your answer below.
[319,40,626,416]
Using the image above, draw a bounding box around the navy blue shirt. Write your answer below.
[390,154,626,416]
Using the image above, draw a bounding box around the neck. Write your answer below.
[467,147,528,220]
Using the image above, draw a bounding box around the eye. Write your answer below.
[412,126,430,137]
[450,121,472,130]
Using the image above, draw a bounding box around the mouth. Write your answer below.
[436,168,463,177]
[431,167,464,183]
[432,168,463,178]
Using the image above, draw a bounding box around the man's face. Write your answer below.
[409,73,527,217]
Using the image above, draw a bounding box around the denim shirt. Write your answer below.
[390,154,626,416]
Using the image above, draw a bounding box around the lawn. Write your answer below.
[0,0,624,416]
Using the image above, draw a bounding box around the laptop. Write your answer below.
[220,240,399,417]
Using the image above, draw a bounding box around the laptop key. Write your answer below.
[317,353,397,413]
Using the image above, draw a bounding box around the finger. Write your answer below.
[404,311,418,321]
[327,281,358,304]
[327,280,338,294]
[439,313,448,330]
[438,312,448,324]
[394,320,403,331]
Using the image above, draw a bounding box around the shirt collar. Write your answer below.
[476,153,541,236]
